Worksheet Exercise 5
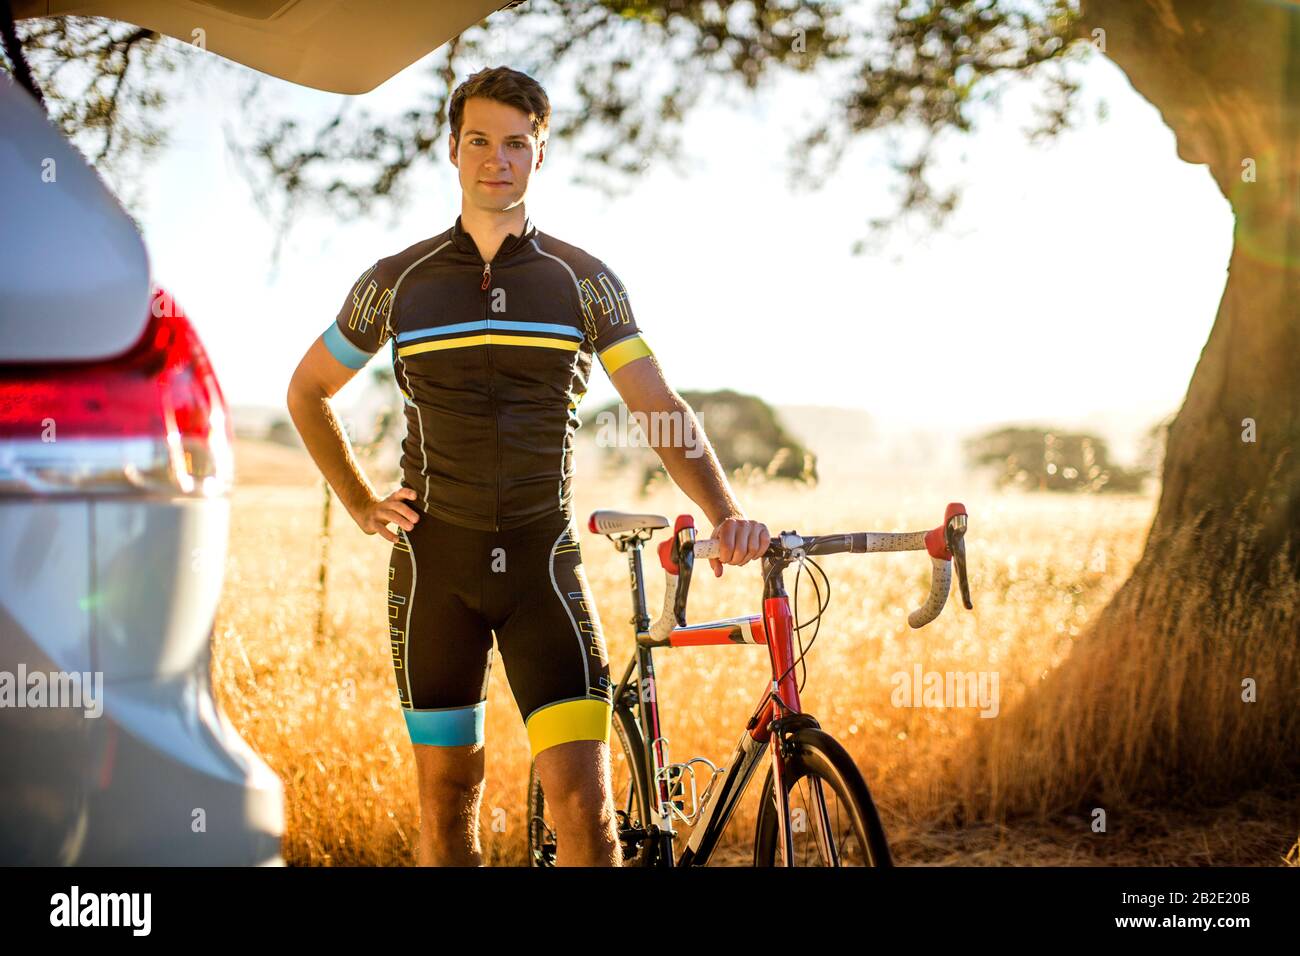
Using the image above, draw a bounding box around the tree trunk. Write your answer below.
[954,1,1300,821]
[1086,0,1300,577]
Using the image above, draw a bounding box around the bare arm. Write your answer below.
[285,335,419,543]
[609,354,769,575]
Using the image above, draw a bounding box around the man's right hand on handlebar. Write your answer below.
[707,513,771,578]
[351,487,421,543]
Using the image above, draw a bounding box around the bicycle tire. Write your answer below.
[752,727,892,867]
[526,700,656,866]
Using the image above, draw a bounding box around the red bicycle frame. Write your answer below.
[594,503,970,866]
[606,515,814,867]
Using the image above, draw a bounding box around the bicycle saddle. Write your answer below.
[587,509,670,535]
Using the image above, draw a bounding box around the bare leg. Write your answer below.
[412,741,486,866]
[534,739,622,867]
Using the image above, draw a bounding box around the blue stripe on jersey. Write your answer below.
[403,701,486,746]
[323,322,374,369]
[397,319,583,343]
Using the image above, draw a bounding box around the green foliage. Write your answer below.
[3,16,183,217]
[8,2,1090,257]
[964,424,1148,493]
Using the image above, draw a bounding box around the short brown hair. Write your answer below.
[448,66,550,148]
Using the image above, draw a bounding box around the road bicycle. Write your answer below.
[527,503,973,867]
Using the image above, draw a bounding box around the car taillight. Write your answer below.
[0,287,234,496]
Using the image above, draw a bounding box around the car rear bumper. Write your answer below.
[0,497,284,865]
[76,658,285,866]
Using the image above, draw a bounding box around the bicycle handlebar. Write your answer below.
[691,503,972,628]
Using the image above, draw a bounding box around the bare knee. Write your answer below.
[550,776,612,824]
[423,776,483,819]
[534,742,621,866]
[414,744,484,821]
[535,741,614,826]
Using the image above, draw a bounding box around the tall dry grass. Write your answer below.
[213,450,1298,865]
[949,494,1300,824]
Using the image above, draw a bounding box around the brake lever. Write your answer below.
[945,513,973,610]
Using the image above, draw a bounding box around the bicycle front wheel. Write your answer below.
[752,727,892,866]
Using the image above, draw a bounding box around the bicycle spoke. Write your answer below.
[809,776,839,866]
[620,772,635,818]
[788,772,866,866]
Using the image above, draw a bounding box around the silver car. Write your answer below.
[1,0,512,865]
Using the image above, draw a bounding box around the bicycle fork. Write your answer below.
[756,578,843,866]
[768,709,841,866]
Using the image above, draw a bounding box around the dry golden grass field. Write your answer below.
[214,438,1300,866]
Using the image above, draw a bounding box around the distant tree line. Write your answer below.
[589,389,817,492]
[964,413,1174,493]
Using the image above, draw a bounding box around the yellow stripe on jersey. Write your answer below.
[599,334,653,374]
[398,333,581,358]
[524,697,612,758]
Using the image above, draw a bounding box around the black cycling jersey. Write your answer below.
[323,214,653,532]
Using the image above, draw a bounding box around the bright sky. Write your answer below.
[132,30,1233,450]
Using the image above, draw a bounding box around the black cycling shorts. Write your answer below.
[386,506,613,758]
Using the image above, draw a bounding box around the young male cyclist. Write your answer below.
[286,66,770,867]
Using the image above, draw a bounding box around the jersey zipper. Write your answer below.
[481,259,501,531]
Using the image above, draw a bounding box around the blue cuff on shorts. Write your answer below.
[404,701,486,746]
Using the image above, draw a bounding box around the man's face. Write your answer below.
[451,96,544,213]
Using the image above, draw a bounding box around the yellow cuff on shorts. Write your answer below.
[525,697,612,758]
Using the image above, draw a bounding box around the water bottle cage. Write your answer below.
[655,755,724,826]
